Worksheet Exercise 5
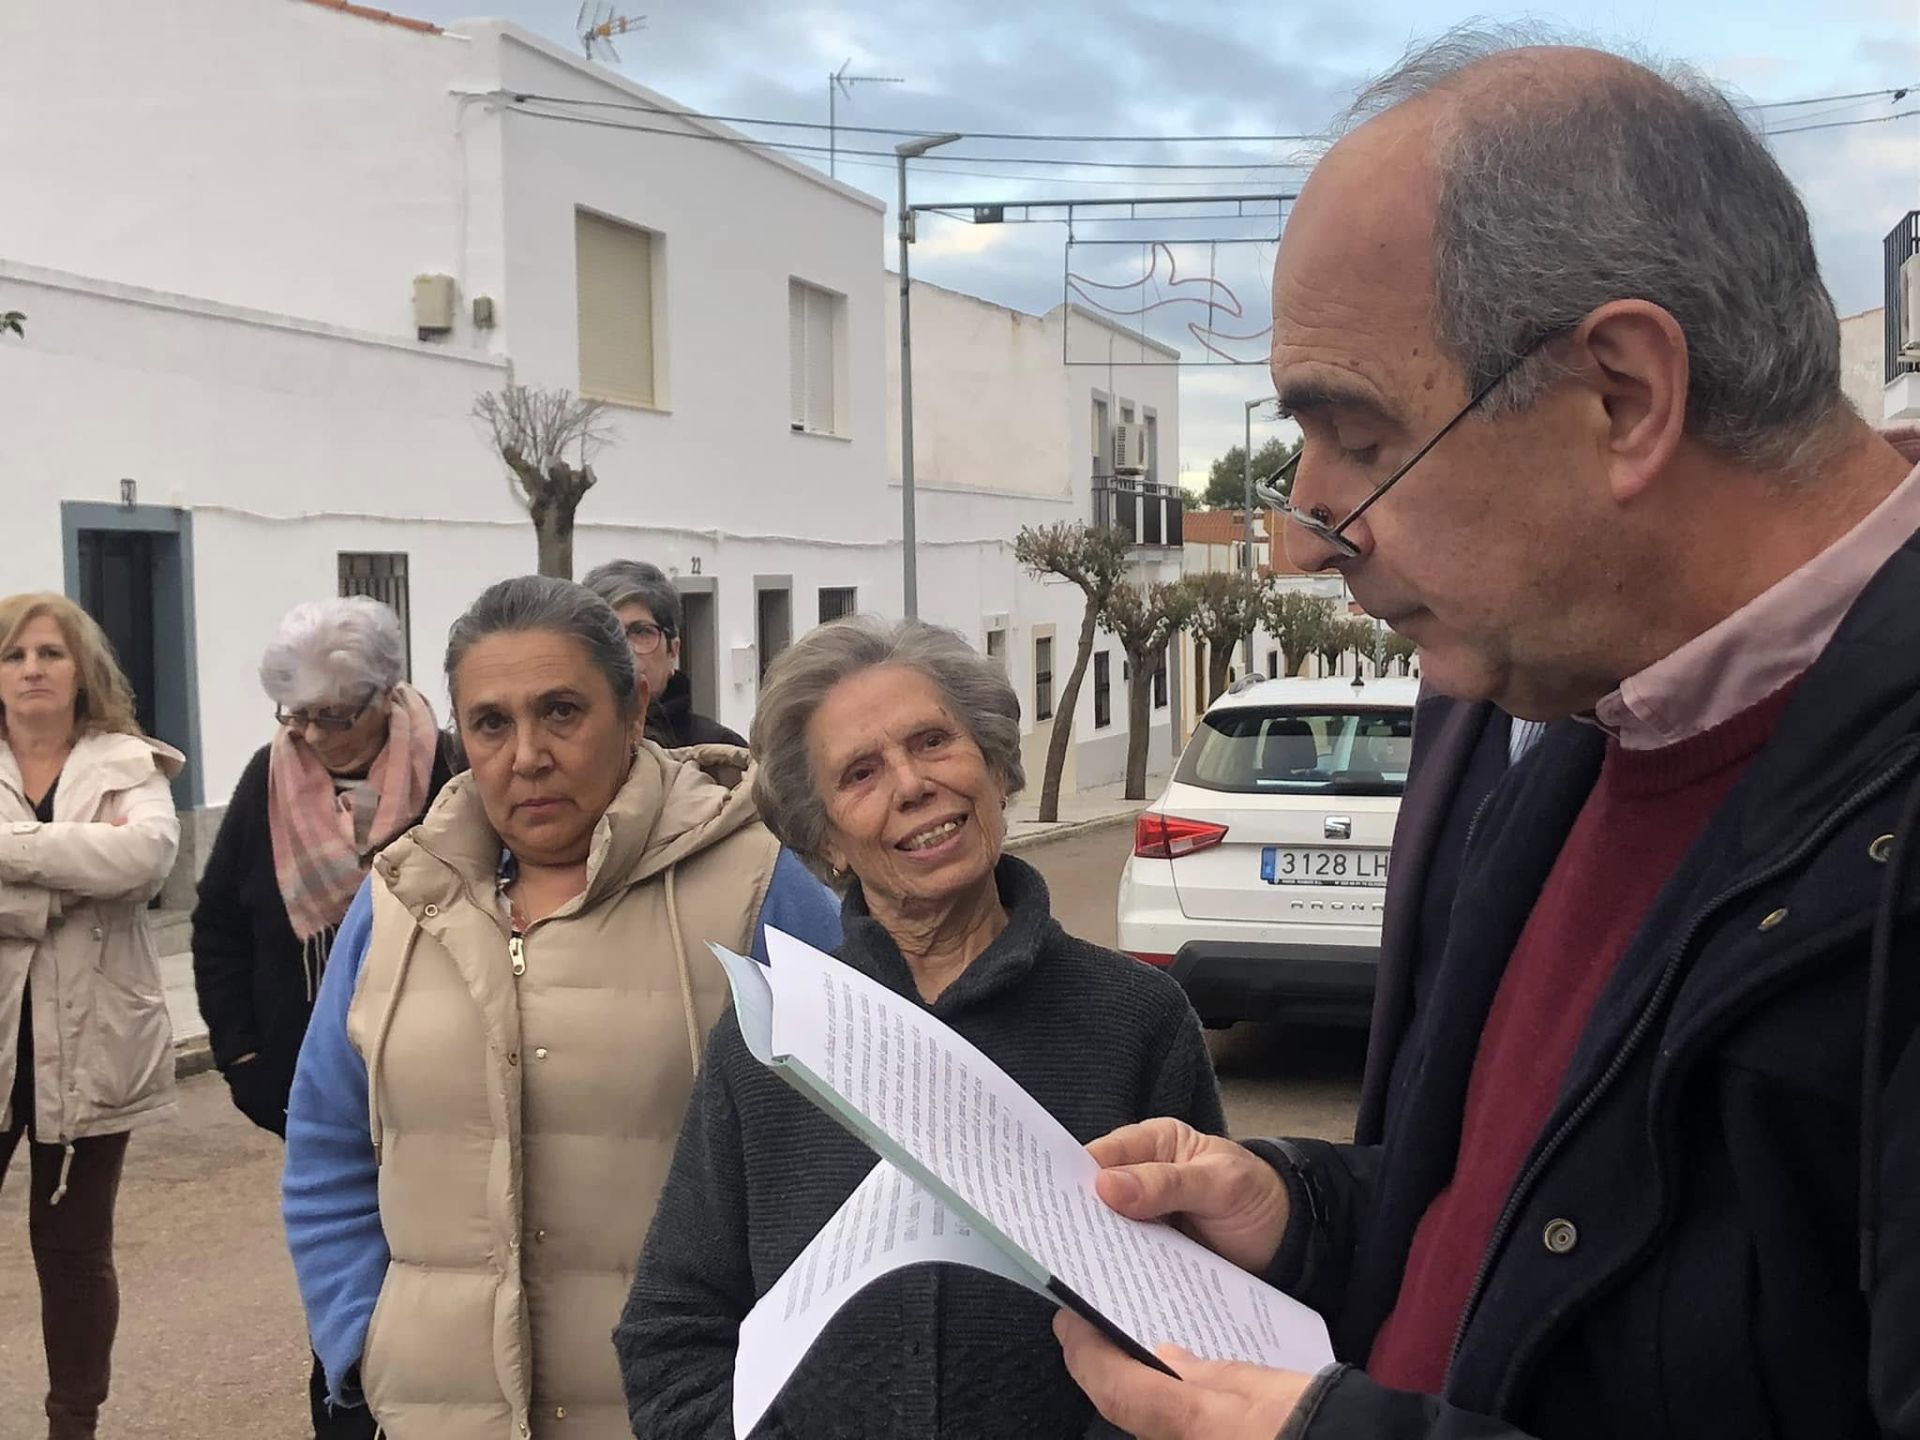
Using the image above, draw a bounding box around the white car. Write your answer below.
[1117,675,1418,1027]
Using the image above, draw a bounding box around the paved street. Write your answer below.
[0,819,1361,1436]
[1025,819,1367,1144]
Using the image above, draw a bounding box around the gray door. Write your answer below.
[76,529,160,740]
[678,589,719,720]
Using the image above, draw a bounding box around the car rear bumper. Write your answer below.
[1169,940,1378,1027]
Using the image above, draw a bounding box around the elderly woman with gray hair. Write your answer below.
[283,576,839,1440]
[193,598,453,1142]
[193,597,452,1439]
[616,616,1224,1439]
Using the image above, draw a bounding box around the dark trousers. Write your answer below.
[311,1348,377,1439]
[0,1123,130,1440]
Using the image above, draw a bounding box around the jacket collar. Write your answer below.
[0,731,183,814]
[839,855,1059,1016]
[378,740,764,919]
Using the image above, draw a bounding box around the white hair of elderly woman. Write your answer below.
[258,596,408,708]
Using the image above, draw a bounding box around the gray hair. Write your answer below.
[581,559,681,636]
[751,617,1026,876]
[443,575,638,714]
[1342,24,1844,473]
[259,596,406,708]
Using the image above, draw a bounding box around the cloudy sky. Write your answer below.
[408,0,1919,485]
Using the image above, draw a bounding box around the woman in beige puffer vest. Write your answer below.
[284,577,839,1440]
[1,592,182,1440]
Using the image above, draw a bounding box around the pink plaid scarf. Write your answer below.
[268,683,439,942]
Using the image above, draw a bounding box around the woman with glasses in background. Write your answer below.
[190,596,453,1440]
[582,560,745,750]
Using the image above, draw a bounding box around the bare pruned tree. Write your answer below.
[1013,522,1134,822]
[473,383,613,579]
[1099,579,1194,801]
[1264,590,1339,679]
[1179,571,1271,703]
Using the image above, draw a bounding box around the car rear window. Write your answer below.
[1175,706,1414,795]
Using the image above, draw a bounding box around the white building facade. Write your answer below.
[0,0,1189,897]
[886,282,1188,793]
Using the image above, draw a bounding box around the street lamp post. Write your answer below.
[1242,396,1265,673]
[896,132,963,620]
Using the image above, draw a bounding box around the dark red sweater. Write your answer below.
[1366,687,1795,1393]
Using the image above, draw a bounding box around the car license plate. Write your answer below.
[1260,847,1389,887]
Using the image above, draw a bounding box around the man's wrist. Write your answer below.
[1243,1138,1317,1291]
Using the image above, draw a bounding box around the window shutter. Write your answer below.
[790,281,837,434]
[788,282,808,427]
[806,286,835,433]
[577,211,655,406]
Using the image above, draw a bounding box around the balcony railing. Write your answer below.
[1092,475,1184,549]
[1885,211,1919,386]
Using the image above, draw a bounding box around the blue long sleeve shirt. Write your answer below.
[282,848,842,1406]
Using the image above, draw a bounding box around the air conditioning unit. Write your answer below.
[1111,422,1149,475]
[1902,252,1920,358]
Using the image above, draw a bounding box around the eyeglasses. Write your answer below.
[275,693,376,734]
[1267,337,1555,561]
[623,621,674,656]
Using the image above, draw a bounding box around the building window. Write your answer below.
[1094,652,1112,729]
[338,553,411,680]
[818,586,857,624]
[985,628,1008,674]
[1145,411,1159,485]
[1092,396,1109,476]
[576,209,659,407]
[789,279,843,435]
[1267,649,1280,680]
[1153,648,1169,710]
[1034,636,1055,722]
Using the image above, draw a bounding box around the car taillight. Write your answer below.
[1133,812,1229,860]
[1126,952,1176,967]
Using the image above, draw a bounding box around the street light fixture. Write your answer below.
[896,132,963,620]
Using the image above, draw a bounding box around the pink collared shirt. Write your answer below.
[1595,426,1920,750]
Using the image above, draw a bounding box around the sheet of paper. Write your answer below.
[707,941,775,1064]
[733,1159,1038,1438]
[760,928,1333,1373]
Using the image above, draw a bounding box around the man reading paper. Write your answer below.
[1058,28,1920,1440]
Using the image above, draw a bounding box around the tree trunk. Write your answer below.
[534,505,573,579]
[1207,641,1234,704]
[1039,597,1100,823]
[1123,649,1154,800]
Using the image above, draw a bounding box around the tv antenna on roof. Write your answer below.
[829,59,905,178]
[578,2,643,64]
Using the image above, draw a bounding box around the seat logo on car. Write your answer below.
[1324,815,1352,840]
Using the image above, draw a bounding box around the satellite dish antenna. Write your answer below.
[578,1,644,63]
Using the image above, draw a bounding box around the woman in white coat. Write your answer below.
[0,592,182,1440]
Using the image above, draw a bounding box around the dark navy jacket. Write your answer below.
[1261,529,1920,1439]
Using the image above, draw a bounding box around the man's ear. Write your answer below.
[1569,300,1690,507]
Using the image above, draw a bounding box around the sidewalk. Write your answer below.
[1003,777,1151,854]
[156,912,213,1078]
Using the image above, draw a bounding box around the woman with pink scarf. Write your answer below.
[191,596,452,1440]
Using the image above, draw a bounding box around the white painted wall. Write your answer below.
[885,281,1184,788]
[1840,308,1888,422]
[0,0,476,340]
